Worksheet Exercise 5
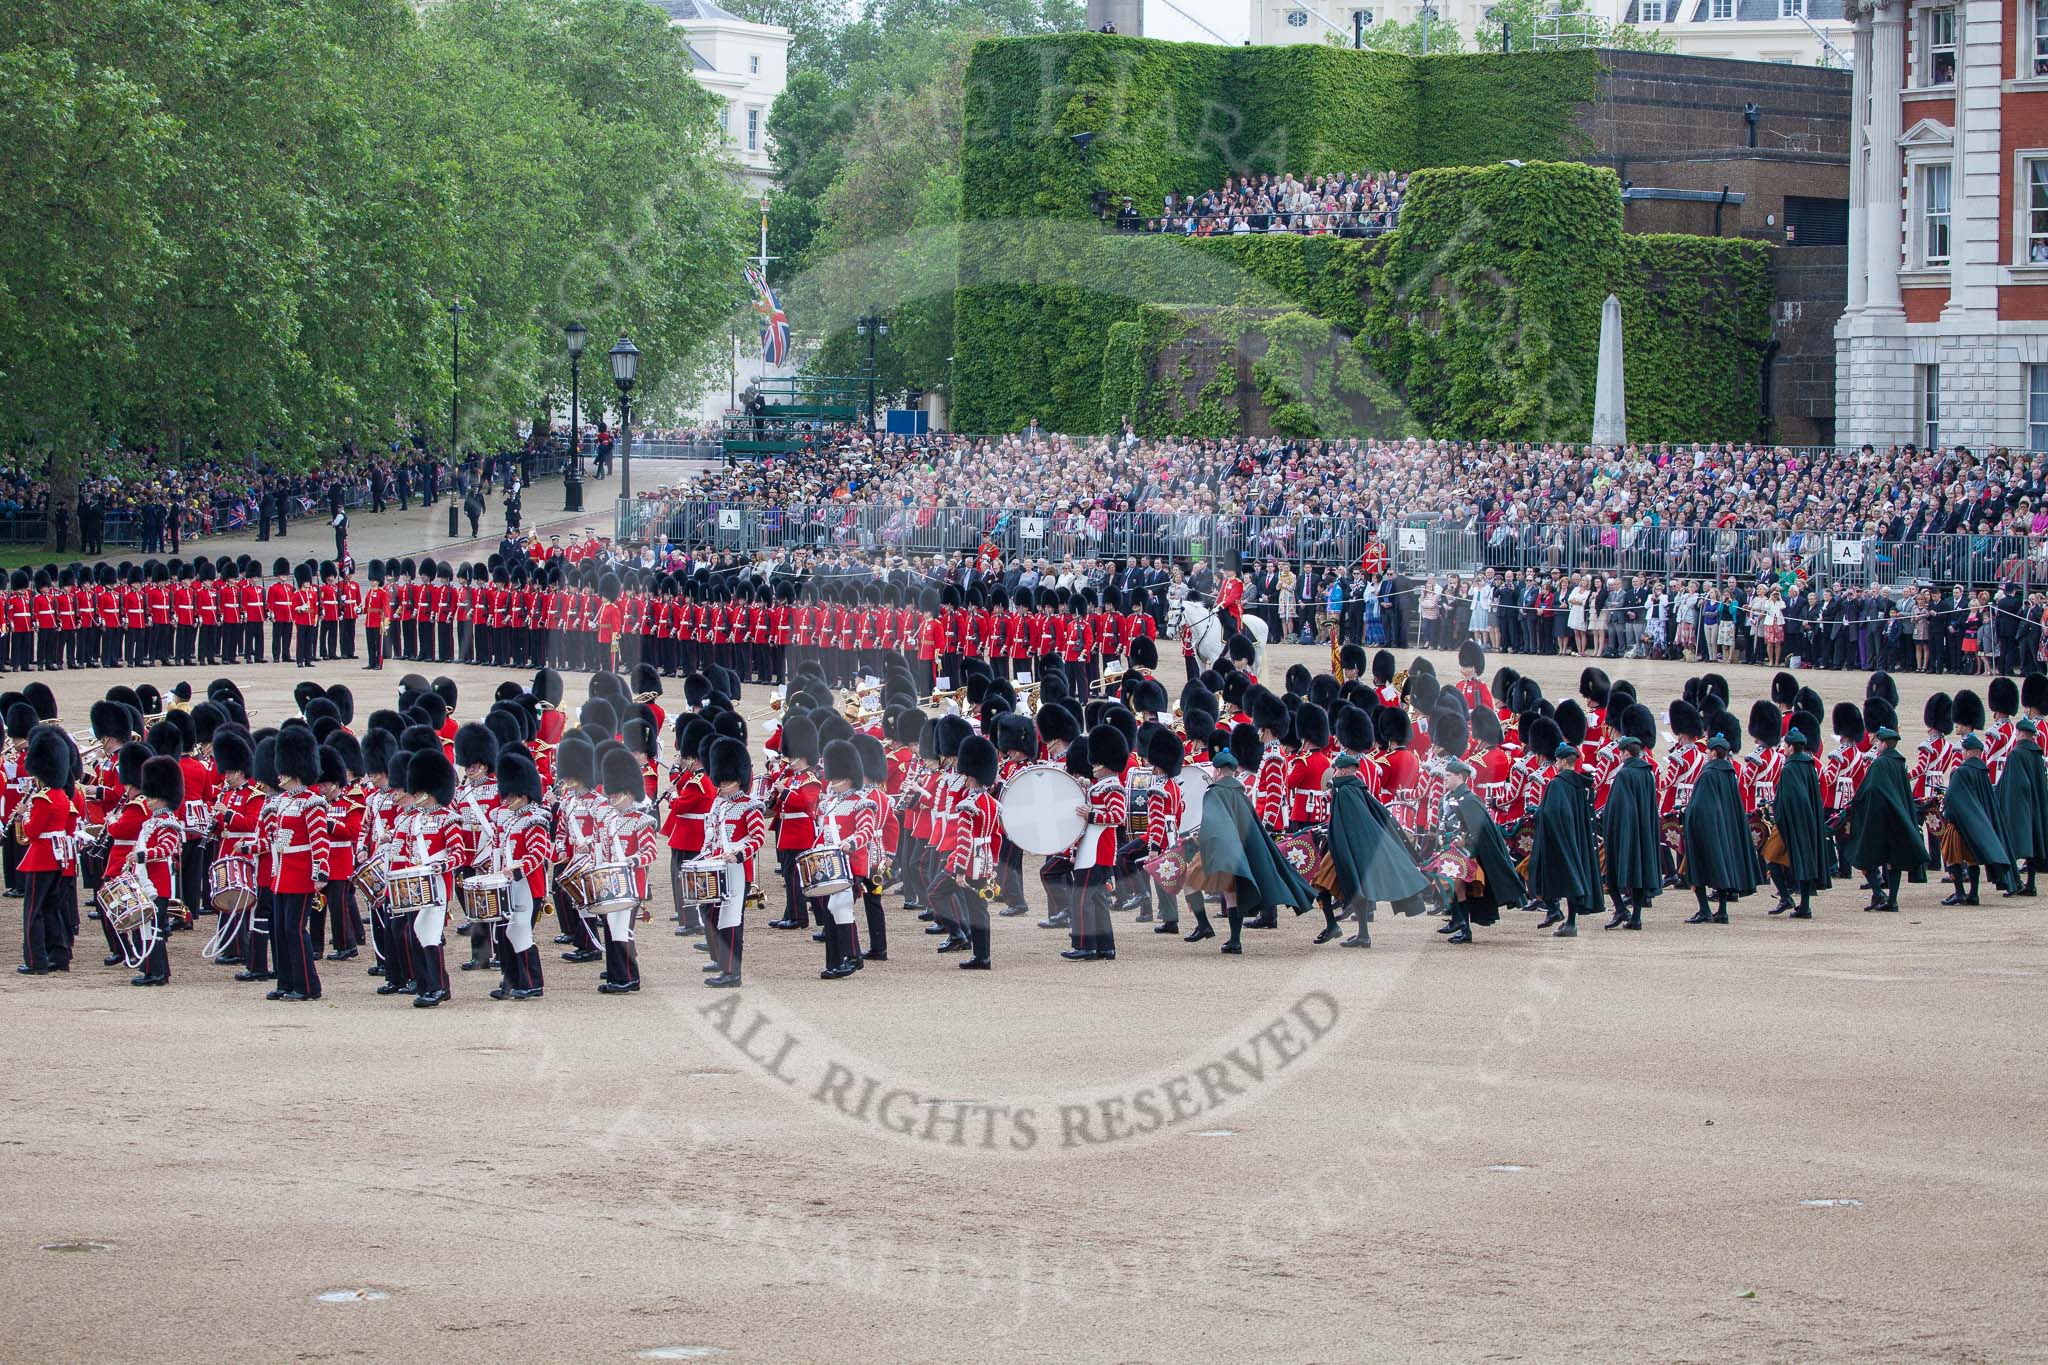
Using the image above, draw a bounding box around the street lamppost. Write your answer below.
[564,321,587,513]
[609,336,641,522]
[448,301,464,469]
[856,311,888,436]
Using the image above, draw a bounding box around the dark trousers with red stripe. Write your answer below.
[272,890,320,998]
[243,887,273,975]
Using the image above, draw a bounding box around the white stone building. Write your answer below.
[1619,0,1852,65]
[1835,0,2048,452]
[654,0,788,195]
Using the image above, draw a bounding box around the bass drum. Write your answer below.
[996,763,1088,857]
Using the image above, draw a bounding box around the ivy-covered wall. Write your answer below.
[952,33,1769,442]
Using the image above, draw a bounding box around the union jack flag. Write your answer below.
[746,267,789,366]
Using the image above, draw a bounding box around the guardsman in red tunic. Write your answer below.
[769,714,823,931]
[96,563,123,668]
[404,749,471,1007]
[56,568,80,669]
[363,561,390,670]
[238,566,264,663]
[340,566,363,659]
[1066,724,1129,963]
[813,739,878,979]
[313,740,367,960]
[30,571,58,672]
[171,563,196,666]
[207,731,266,974]
[264,729,329,1001]
[595,747,658,994]
[267,557,296,664]
[145,561,172,663]
[664,718,715,935]
[703,738,764,988]
[488,750,552,1000]
[123,757,186,986]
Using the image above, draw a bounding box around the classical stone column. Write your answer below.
[1846,9,1873,313]
[1947,0,2004,317]
[1865,0,1906,314]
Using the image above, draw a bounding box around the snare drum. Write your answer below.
[1126,770,1158,836]
[555,857,600,915]
[386,864,446,914]
[677,857,726,904]
[208,856,257,914]
[460,873,512,924]
[98,871,154,935]
[350,849,389,908]
[589,862,639,912]
[796,845,854,896]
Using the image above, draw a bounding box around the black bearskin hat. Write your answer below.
[956,736,999,788]
[276,725,320,787]
[2025,673,2048,714]
[822,738,863,787]
[1085,723,1129,772]
[1668,698,1703,740]
[1924,693,1953,735]
[1334,704,1373,753]
[1749,700,1781,746]
[1953,689,1986,731]
[1431,705,1468,757]
[1129,636,1158,670]
[1989,676,2018,718]
[601,746,644,800]
[1866,671,1899,707]
[708,736,752,790]
[557,734,597,790]
[1146,725,1184,776]
[140,754,185,808]
[1458,639,1485,674]
[1771,671,1798,707]
[1621,702,1658,749]
[1227,721,1262,773]
[1555,699,1588,748]
[1862,696,1897,738]
[1471,707,1503,747]
[407,748,457,806]
[1831,701,1865,743]
[213,728,254,777]
[454,722,498,773]
[26,727,70,789]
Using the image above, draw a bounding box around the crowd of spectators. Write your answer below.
[656,429,2046,546]
[628,427,2048,678]
[1118,170,1409,237]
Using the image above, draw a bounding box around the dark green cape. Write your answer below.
[1326,774,1428,914]
[1526,768,1604,911]
[1839,746,1930,879]
[1196,775,1316,917]
[1944,756,2018,889]
[1683,758,1763,896]
[1600,756,1663,898]
[1770,751,1834,890]
[1687,757,1769,896]
[1450,788,1523,925]
[1995,738,2048,863]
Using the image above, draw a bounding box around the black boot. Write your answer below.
[1710,894,1729,925]
[1941,865,1968,905]
[1185,906,1215,942]
[1685,888,1713,924]
[1342,900,1373,947]
[1220,904,1244,954]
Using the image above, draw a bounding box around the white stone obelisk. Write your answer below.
[1591,292,1626,448]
